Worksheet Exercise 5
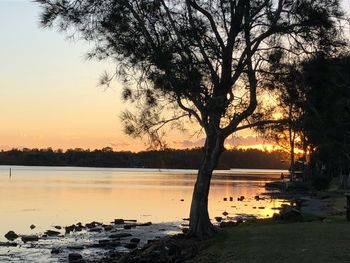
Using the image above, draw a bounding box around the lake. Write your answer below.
[0,166,288,261]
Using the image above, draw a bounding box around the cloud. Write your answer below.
[110,141,130,148]
[173,138,206,148]
[225,135,271,146]
[174,135,273,149]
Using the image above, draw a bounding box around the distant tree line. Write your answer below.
[0,147,288,170]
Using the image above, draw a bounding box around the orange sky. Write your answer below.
[0,2,279,152]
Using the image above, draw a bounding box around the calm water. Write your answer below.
[0,166,288,241]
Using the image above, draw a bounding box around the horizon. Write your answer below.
[0,1,278,152]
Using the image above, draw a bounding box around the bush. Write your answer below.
[311,174,332,190]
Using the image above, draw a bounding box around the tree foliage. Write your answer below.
[36,0,346,236]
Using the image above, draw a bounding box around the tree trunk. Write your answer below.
[188,133,224,238]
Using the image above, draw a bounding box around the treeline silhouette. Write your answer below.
[0,147,288,169]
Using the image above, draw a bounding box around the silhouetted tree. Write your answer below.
[36,0,345,237]
[301,55,350,188]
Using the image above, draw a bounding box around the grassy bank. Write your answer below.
[192,219,350,263]
[191,186,350,263]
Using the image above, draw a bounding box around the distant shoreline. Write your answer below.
[0,148,289,170]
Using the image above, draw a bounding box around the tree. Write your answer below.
[257,61,309,181]
[36,0,345,237]
[301,55,350,188]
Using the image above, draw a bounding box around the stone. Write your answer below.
[137,222,152,226]
[130,238,141,244]
[68,253,83,262]
[114,219,124,224]
[54,226,62,230]
[222,211,229,216]
[88,227,102,232]
[229,197,233,201]
[4,231,19,241]
[223,197,227,201]
[109,233,132,239]
[124,243,138,249]
[74,226,83,232]
[215,216,223,222]
[21,235,39,243]
[280,207,302,221]
[0,242,17,247]
[65,225,76,234]
[103,225,113,231]
[51,248,61,254]
[67,245,84,250]
[30,224,36,230]
[180,199,184,202]
[45,230,61,236]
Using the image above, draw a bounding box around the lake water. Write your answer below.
[0,166,288,262]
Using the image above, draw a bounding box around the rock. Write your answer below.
[21,235,39,243]
[223,197,227,201]
[85,221,102,228]
[103,225,113,231]
[51,248,61,254]
[67,245,84,250]
[124,243,138,249]
[229,197,233,201]
[68,253,83,262]
[125,219,137,222]
[74,226,83,232]
[137,222,152,226]
[88,227,102,232]
[65,225,76,234]
[215,216,223,222]
[222,211,229,216]
[30,224,36,230]
[237,196,245,201]
[0,242,17,247]
[280,207,302,221]
[54,226,62,230]
[255,195,261,201]
[114,219,124,224]
[258,207,265,209]
[130,238,141,244]
[4,231,19,241]
[180,199,184,202]
[182,218,190,221]
[109,233,132,239]
[45,230,61,236]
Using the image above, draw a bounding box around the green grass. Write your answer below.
[192,220,350,263]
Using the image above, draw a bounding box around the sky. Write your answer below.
[0,0,349,152]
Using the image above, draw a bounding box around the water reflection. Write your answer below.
[0,166,288,241]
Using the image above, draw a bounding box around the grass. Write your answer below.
[192,220,350,263]
[190,179,350,263]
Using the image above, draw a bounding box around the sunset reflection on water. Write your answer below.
[0,166,288,240]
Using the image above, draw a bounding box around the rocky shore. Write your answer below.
[0,219,181,262]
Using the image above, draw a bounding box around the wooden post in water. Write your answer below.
[9,168,12,178]
[345,193,350,221]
